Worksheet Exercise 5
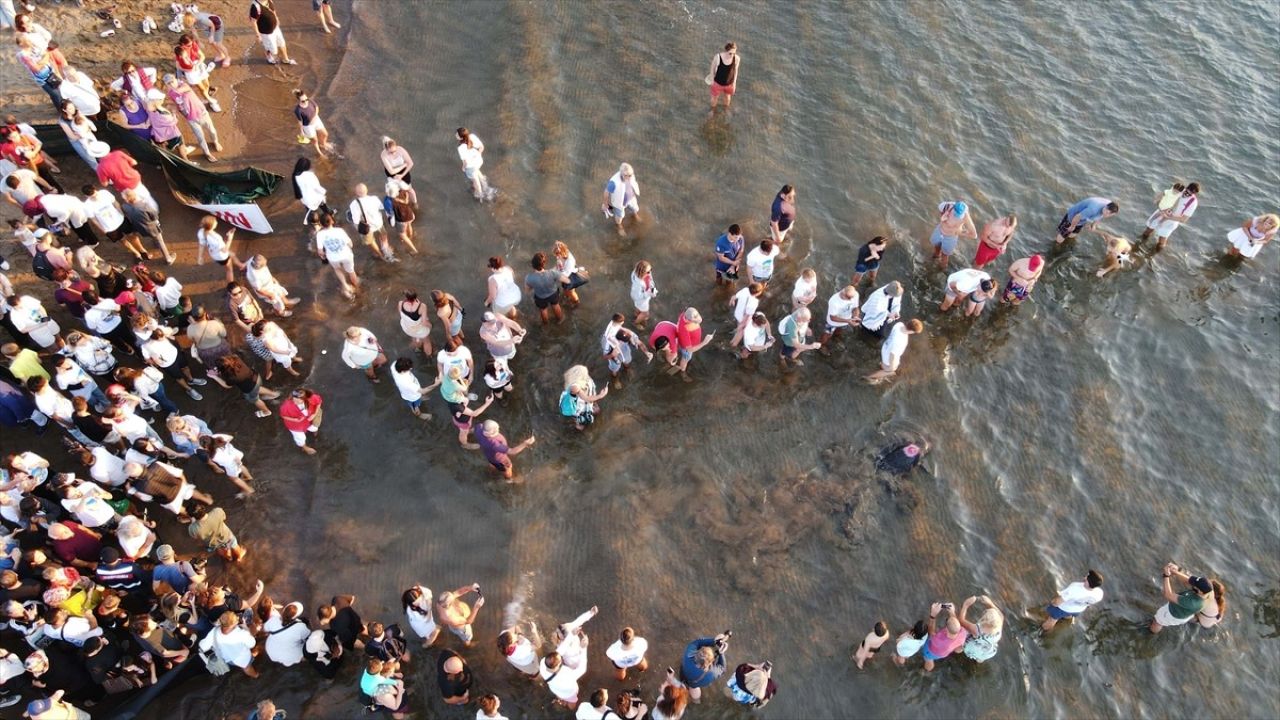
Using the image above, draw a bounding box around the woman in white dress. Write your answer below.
[1228,213,1278,259]
[245,254,299,316]
[402,585,440,647]
[397,290,433,355]
[259,320,301,376]
[485,256,522,319]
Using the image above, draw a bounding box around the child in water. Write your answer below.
[853,621,890,669]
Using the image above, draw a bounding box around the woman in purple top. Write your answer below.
[473,419,534,481]
[145,99,190,161]
[117,93,152,141]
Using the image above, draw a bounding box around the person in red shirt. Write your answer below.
[280,387,323,454]
[674,307,714,375]
[1,128,62,192]
[648,320,680,370]
[96,149,157,212]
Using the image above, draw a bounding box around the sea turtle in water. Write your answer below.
[875,439,931,475]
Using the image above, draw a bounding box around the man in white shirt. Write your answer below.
[151,271,183,313]
[82,290,135,354]
[940,268,991,313]
[391,357,439,419]
[860,281,903,338]
[314,212,360,299]
[31,193,100,246]
[1143,182,1199,250]
[85,446,128,487]
[728,282,763,348]
[9,294,60,348]
[1042,570,1105,632]
[865,319,923,383]
[745,239,780,286]
[574,689,612,720]
[347,183,391,260]
[605,627,649,681]
[821,285,860,345]
[2,167,52,207]
[540,650,588,708]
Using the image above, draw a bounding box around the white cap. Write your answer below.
[86,140,111,158]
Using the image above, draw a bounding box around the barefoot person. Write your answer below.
[940,268,991,313]
[437,585,485,646]
[315,213,360,299]
[1149,563,1212,634]
[1142,182,1198,249]
[341,326,387,383]
[474,419,535,480]
[777,306,821,367]
[707,42,739,111]
[852,622,889,669]
[526,252,564,325]
[930,200,977,267]
[859,281,903,338]
[769,185,797,246]
[560,365,608,431]
[713,223,745,286]
[605,627,649,681]
[485,256,522,320]
[852,235,888,285]
[958,595,1004,663]
[922,602,966,672]
[1042,569,1104,632]
[314,0,341,33]
[630,260,658,328]
[249,0,296,65]
[280,388,323,455]
[602,163,640,234]
[974,214,1017,268]
[457,127,495,201]
[1055,196,1119,244]
[820,285,860,347]
[865,319,923,383]
[1093,228,1133,278]
[675,307,715,376]
[1002,254,1043,305]
[1226,213,1278,259]
[602,313,652,388]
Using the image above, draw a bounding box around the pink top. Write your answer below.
[926,627,967,658]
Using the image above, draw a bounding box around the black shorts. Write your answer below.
[534,291,561,309]
[215,257,230,266]
[159,353,188,380]
[780,343,797,358]
[1056,214,1077,237]
[861,324,888,339]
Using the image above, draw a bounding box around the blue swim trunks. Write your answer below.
[930,225,958,254]
[1045,604,1077,620]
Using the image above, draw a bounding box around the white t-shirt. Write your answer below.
[62,486,116,528]
[437,346,473,379]
[947,269,990,295]
[263,614,310,667]
[540,656,586,701]
[458,135,485,170]
[90,447,128,487]
[141,337,178,367]
[605,637,648,668]
[507,635,538,669]
[826,291,859,327]
[391,366,423,402]
[881,322,910,365]
[198,229,230,262]
[476,710,509,720]
[212,442,245,476]
[341,329,380,369]
[111,411,151,442]
[576,704,609,720]
[154,278,183,309]
[315,227,354,263]
[2,169,43,205]
[36,193,89,226]
[348,195,385,232]
[85,300,122,333]
[860,286,900,331]
[34,387,73,424]
[746,245,780,280]
[83,190,125,232]
[731,287,759,324]
[743,321,769,350]
[792,275,817,304]
[1056,581,1104,614]
[201,626,256,668]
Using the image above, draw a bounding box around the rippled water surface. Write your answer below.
[142,1,1279,718]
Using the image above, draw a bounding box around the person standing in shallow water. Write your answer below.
[707,42,740,111]
[602,163,640,235]
[457,127,495,201]
[1002,254,1043,305]
[1149,563,1212,633]
[1042,569,1104,632]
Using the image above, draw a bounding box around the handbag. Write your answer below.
[355,198,371,236]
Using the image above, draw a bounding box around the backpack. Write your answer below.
[32,250,55,281]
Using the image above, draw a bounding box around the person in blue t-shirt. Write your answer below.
[1055,196,1119,243]
[713,224,745,285]
[678,631,730,702]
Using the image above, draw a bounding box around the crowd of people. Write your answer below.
[0,1,1266,718]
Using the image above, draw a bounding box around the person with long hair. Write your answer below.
[553,241,587,305]
[431,289,465,349]
[456,127,494,201]
[379,137,416,202]
[402,585,440,647]
[56,100,98,169]
[384,178,416,252]
[397,290,433,355]
[215,351,281,417]
[652,670,690,720]
[195,216,244,283]
[1197,580,1227,628]
[484,256,522,319]
[291,157,329,225]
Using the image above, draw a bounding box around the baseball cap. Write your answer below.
[952,201,967,217]
[1190,576,1212,593]
[26,698,55,716]
[155,544,175,562]
[1028,254,1043,271]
